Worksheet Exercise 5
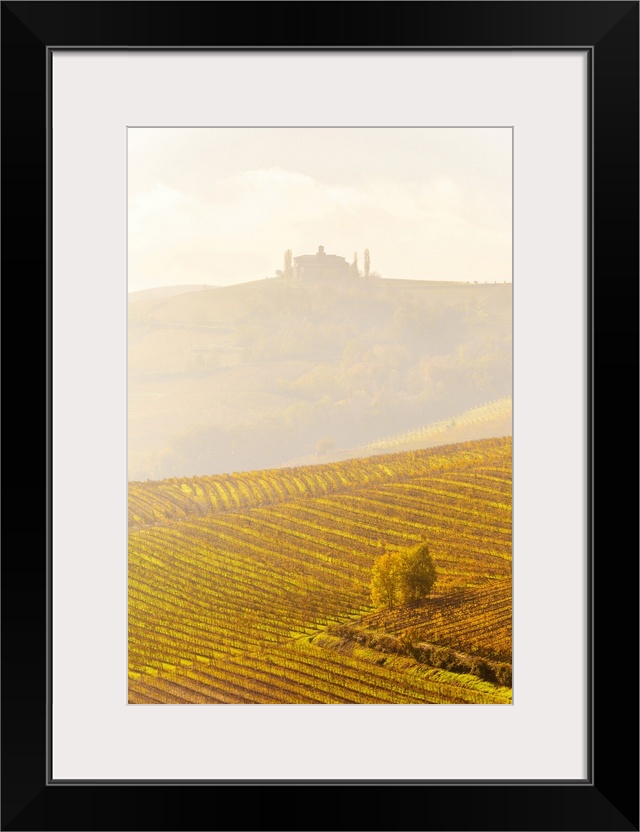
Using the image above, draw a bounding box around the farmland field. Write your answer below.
[128,436,512,704]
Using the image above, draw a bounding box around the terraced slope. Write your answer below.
[363,397,512,454]
[360,582,512,662]
[128,437,512,704]
[128,439,508,528]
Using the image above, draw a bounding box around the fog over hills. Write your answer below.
[128,276,511,481]
[128,285,211,303]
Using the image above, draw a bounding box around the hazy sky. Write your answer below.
[128,127,511,292]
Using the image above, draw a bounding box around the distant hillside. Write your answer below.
[129,437,512,704]
[129,276,511,480]
[283,397,511,467]
[364,395,511,449]
[128,284,213,303]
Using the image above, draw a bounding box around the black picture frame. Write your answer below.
[2,2,638,830]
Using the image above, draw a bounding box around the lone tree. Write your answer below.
[283,249,293,273]
[363,248,371,278]
[371,542,437,609]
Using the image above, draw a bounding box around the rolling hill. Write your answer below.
[128,436,512,704]
[282,396,512,467]
[128,277,511,481]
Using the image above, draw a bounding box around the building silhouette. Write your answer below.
[286,246,351,281]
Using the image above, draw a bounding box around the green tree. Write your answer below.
[371,542,437,609]
[363,248,371,278]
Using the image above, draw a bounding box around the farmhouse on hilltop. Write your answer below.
[282,246,351,281]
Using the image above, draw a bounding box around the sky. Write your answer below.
[128,127,512,292]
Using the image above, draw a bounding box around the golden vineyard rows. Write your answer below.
[361,582,512,661]
[128,438,510,527]
[129,437,512,704]
[364,396,512,452]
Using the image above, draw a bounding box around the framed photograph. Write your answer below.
[126,123,514,711]
[2,2,637,830]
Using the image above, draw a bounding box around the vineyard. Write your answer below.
[362,396,512,454]
[359,582,512,662]
[129,437,512,704]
